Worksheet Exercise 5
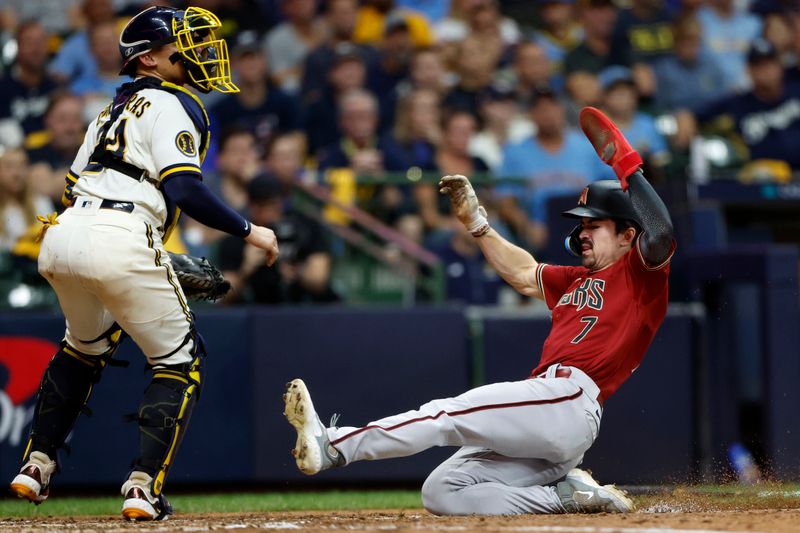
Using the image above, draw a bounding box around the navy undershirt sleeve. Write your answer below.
[162,172,251,238]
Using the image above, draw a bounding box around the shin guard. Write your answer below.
[23,333,125,461]
[133,354,202,496]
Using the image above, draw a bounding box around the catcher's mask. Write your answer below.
[119,6,239,94]
[561,180,640,257]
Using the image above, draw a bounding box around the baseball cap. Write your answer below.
[528,84,559,106]
[331,42,363,66]
[231,30,262,56]
[747,38,778,63]
[247,173,282,202]
[598,65,635,91]
[384,12,410,34]
[480,82,515,104]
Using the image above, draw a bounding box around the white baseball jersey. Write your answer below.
[65,81,208,238]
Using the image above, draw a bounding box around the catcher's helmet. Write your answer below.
[119,6,238,94]
[562,180,640,256]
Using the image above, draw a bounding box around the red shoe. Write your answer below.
[579,107,642,190]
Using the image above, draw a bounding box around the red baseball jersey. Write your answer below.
[530,239,674,401]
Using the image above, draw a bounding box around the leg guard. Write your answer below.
[23,329,126,462]
[133,342,204,497]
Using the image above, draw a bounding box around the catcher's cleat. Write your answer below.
[579,106,643,190]
[283,379,345,475]
[121,471,173,521]
[557,468,634,513]
[10,451,56,504]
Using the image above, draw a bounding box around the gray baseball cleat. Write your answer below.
[283,379,345,475]
[557,468,634,513]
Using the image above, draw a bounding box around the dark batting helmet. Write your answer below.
[118,6,238,94]
[562,180,640,256]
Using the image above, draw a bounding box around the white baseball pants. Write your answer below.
[37,198,195,366]
[328,365,603,515]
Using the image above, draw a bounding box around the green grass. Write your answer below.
[0,490,422,517]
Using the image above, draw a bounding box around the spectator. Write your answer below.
[370,14,415,131]
[49,0,116,85]
[425,216,503,305]
[470,83,534,172]
[265,133,316,192]
[0,21,58,141]
[393,47,450,104]
[531,0,583,92]
[303,42,368,154]
[219,173,339,304]
[26,92,85,171]
[317,88,410,224]
[467,0,519,57]
[511,42,554,110]
[301,0,379,104]
[0,0,81,36]
[597,66,669,175]
[497,86,615,250]
[210,31,299,148]
[564,0,619,108]
[696,0,762,93]
[395,0,451,24]
[264,0,326,95]
[754,1,798,67]
[676,38,800,168]
[443,36,500,115]
[415,110,489,233]
[0,147,52,252]
[394,88,442,170]
[70,21,121,118]
[435,0,521,49]
[353,0,435,48]
[653,14,727,112]
[609,0,675,98]
[207,127,261,214]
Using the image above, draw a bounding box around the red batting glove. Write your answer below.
[579,106,643,191]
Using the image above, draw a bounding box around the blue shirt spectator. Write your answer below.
[499,129,614,222]
[395,0,451,24]
[696,2,762,92]
[49,32,95,84]
[654,52,727,112]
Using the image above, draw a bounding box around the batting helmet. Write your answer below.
[118,6,238,94]
[562,180,640,257]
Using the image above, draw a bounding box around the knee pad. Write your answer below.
[24,331,127,461]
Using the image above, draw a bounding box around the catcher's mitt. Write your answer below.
[168,252,231,301]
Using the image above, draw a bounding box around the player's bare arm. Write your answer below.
[439,174,543,300]
[245,224,279,267]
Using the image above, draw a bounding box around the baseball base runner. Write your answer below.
[284,107,675,515]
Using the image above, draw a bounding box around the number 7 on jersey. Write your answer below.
[571,316,598,344]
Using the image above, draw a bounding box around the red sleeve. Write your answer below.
[627,238,676,302]
[536,263,586,310]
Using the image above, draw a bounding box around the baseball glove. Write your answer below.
[168,252,231,301]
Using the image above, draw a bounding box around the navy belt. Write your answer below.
[100,199,134,213]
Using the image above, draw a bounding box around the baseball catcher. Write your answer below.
[9,6,278,520]
[283,107,675,515]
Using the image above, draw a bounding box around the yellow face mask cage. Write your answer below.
[172,7,239,94]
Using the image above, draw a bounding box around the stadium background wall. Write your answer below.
[0,304,798,486]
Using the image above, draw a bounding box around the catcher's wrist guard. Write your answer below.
[168,252,231,301]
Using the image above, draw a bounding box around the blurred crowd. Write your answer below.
[2,0,800,305]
